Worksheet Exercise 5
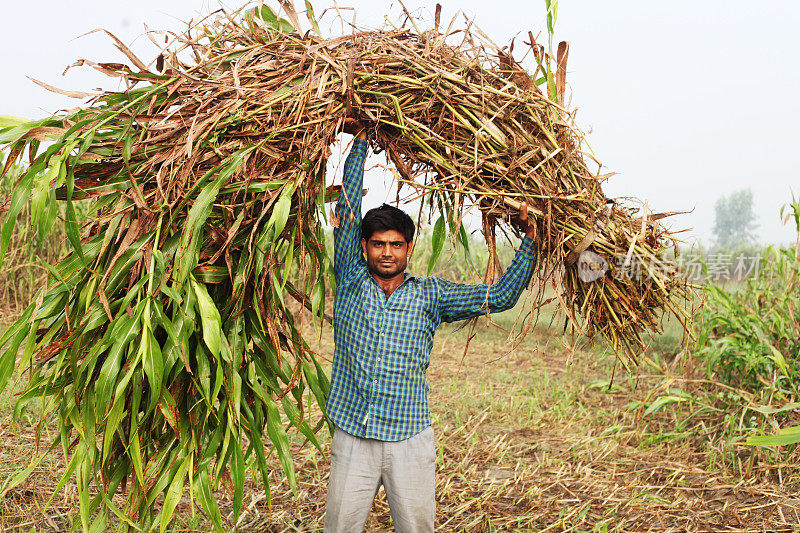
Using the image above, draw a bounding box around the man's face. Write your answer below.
[361,229,414,279]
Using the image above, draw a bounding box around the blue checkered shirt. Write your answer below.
[326,138,538,441]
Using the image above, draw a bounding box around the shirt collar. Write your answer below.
[366,270,418,292]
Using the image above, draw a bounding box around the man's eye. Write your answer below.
[392,243,402,248]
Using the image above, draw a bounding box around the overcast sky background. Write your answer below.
[1,1,797,246]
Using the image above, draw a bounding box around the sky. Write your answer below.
[1,0,798,246]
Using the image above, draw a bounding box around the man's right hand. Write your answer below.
[342,118,366,139]
[513,202,539,243]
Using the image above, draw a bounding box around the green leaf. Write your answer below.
[231,437,245,522]
[30,162,59,235]
[0,165,36,270]
[227,316,246,369]
[546,70,557,102]
[175,149,251,284]
[545,0,558,33]
[747,402,800,416]
[229,366,242,425]
[77,446,92,533]
[123,131,133,163]
[63,163,84,260]
[426,215,446,276]
[211,349,225,401]
[643,394,689,417]
[160,454,191,532]
[282,234,295,290]
[746,425,800,447]
[193,265,228,284]
[253,5,295,32]
[0,117,60,143]
[304,0,322,36]
[268,182,296,238]
[95,313,140,410]
[195,468,223,532]
[40,189,59,241]
[0,306,35,394]
[102,396,125,462]
[195,345,212,402]
[311,276,325,319]
[191,277,222,358]
[129,396,146,488]
[302,361,327,418]
[281,396,323,453]
[765,341,789,376]
[140,322,164,412]
[265,395,296,492]
[0,115,29,128]
[243,403,271,505]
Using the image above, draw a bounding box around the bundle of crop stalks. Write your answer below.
[0,2,691,530]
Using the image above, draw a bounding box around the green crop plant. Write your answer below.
[697,246,799,394]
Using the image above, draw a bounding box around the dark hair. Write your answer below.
[361,204,415,243]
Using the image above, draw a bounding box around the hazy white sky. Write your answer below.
[2,1,797,245]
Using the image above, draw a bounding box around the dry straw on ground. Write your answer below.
[0,2,692,529]
[3,325,799,532]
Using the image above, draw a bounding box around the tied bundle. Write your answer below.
[0,3,691,530]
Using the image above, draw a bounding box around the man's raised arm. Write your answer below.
[435,236,538,323]
[436,205,539,322]
[333,125,368,282]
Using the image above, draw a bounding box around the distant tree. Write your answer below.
[713,188,758,248]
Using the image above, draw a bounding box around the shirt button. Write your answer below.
[374,379,378,384]
[377,357,381,362]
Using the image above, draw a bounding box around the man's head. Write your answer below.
[361,204,415,279]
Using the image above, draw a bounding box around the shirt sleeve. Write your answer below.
[333,138,368,283]
[436,236,538,323]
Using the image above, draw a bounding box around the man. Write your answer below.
[324,120,538,532]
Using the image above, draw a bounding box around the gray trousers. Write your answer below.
[324,426,435,532]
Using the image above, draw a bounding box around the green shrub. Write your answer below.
[697,235,799,395]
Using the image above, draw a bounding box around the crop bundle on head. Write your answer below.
[0,2,691,529]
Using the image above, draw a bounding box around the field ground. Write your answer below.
[1,311,800,532]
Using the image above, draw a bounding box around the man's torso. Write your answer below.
[327,263,443,441]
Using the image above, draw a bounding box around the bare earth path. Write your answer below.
[1,320,799,532]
